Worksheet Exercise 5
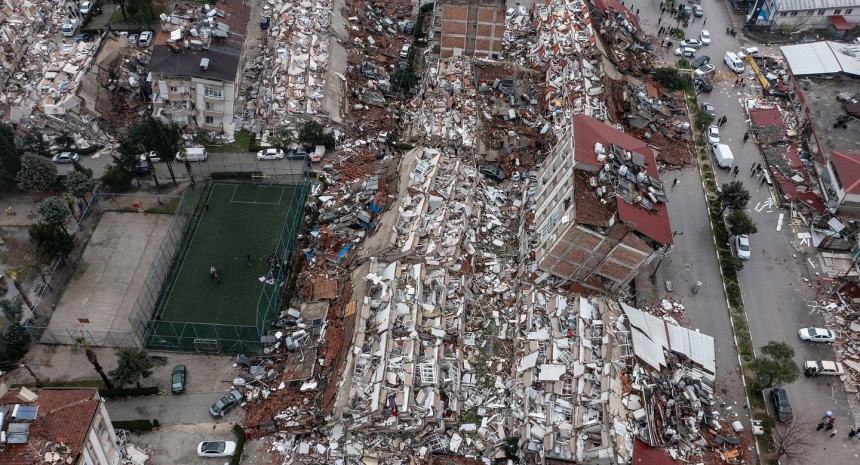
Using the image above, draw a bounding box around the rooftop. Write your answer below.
[148,45,241,82]
[0,388,101,465]
[795,77,860,156]
[831,152,860,194]
[780,41,860,77]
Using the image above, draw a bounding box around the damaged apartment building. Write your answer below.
[531,115,672,293]
[147,1,251,139]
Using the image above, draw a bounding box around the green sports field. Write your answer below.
[158,183,301,327]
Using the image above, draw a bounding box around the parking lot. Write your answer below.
[126,423,270,465]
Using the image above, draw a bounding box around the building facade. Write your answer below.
[436,0,507,59]
[0,387,119,465]
[753,0,859,32]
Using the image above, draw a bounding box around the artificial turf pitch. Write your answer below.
[158,183,300,327]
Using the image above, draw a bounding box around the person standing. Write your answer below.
[673,177,679,187]
[743,132,749,142]
[703,17,707,26]
[247,253,253,267]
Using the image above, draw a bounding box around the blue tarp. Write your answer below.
[336,243,353,263]
[370,202,384,214]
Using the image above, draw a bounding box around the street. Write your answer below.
[637,0,860,461]
[105,391,244,425]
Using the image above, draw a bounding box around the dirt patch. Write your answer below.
[0,225,33,268]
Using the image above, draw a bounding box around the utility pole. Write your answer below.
[21,363,43,388]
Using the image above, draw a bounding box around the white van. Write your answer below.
[176,147,208,162]
[61,19,80,37]
[738,47,760,59]
[712,143,735,168]
[724,52,744,73]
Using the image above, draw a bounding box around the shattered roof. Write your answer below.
[830,151,860,194]
[591,0,642,32]
[621,302,716,373]
[148,44,241,82]
[617,199,673,245]
[749,107,785,128]
[573,114,658,178]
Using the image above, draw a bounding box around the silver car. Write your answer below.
[52,152,80,164]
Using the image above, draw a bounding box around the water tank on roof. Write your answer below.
[618,165,628,176]
[636,172,646,183]
[597,153,606,162]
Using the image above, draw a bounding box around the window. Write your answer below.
[205,116,214,124]
[96,420,106,437]
[780,12,787,16]
[846,9,853,14]
[831,161,844,189]
[204,87,223,99]
[204,102,214,111]
[834,9,841,14]
[818,9,825,15]
[168,85,178,93]
[807,10,814,15]
[790,11,798,15]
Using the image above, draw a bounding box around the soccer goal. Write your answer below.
[252,174,275,186]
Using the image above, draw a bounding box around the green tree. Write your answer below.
[0,299,31,364]
[37,197,71,231]
[109,348,154,388]
[269,126,295,149]
[17,152,57,193]
[72,159,93,179]
[298,120,336,149]
[750,341,800,389]
[719,181,751,214]
[28,223,75,260]
[726,210,758,238]
[101,155,136,191]
[120,118,181,185]
[654,68,692,92]
[0,123,21,191]
[393,68,420,90]
[54,132,75,148]
[64,171,95,202]
[694,111,714,131]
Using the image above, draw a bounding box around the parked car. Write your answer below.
[404,20,416,34]
[140,151,162,163]
[52,152,80,164]
[735,234,751,260]
[171,365,186,394]
[694,77,713,93]
[724,51,744,73]
[674,47,696,58]
[197,441,236,458]
[127,34,139,45]
[804,360,844,377]
[479,165,505,181]
[707,125,720,144]
[138,31,153,47]
[798,327,835,342]
[678,4,692,15]
[209,390,243,417]
[681,39,703,49]
[80,1,93,15]
[61,20,79,37]
[769,388,793,423]
[400,44,411,58]
[691,55,710,68]
[693,4,704,17]
[257,148,285,160]
[701,102,715,117]
[694,64,716,77]
[260,16,270,30]
[738,46,760,59]
[700,30,711,45]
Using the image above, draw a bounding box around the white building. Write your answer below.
[0,386,120,465]
[756,0,858,32]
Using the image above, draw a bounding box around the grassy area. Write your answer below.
[206,131,253,153]
[109,4,164,26]
[144,197,182,214]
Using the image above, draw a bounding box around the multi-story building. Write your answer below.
[148,2,250,138]
[435,0,507,59]
[0,386,120,465]
[752,0,858,32]
[532,114,673,293]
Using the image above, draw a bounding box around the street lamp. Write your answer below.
[21,363,43,388]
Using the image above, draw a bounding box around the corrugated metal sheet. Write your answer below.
[622,302,715,374]
[781,42,842,75]
[631,329,666,370]
[778,0,857,11]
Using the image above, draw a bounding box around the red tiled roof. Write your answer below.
[633,439,679,465]
[830,151,860,194]
[573,114,657,177]
[617,199,674,245]
[591,0,642,31]
[749,107,784,128]
[573,115,672,244]
[0,389,101,465]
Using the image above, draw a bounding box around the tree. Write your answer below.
[694,109,714,131]
[17,152,57,194]
[771,411,817,463]
[654,67,692,92]
[64,171,95,202]
[28,222,75,260]
[269,126,295,149]
[0,299,31,365]
[101,155,136,191]
[0,123,21,191]
[719,181,751,214]
[37,197,72,231]
[4,267,33,312]
[109,348,154,388]
[726,210,758,238]
[120,118,181,185]
[750,341,800,389]
[54,132,75,148]
[298,120,336,149]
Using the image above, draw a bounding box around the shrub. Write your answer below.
[112,419,157,432]
[99,386,159,398]
[230,424,247,465]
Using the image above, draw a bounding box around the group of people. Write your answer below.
[816,410,860,439]
[210,265,223,283]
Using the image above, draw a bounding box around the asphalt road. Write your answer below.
[105,391,245,425]
[56,151,309,181]
[641,0,859,461]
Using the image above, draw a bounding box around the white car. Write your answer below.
[804,360,844,376]
[798,327,835,342]
[128,34,139,45]
[257,148,285,160]
[681,39,703,49]
[735,235,750,260]
[707,125,720,144]
[694,64,716,77]
[138,31,153,47]
[675,47,696,57]
[80,1,92,15]
[400,44,411,58]
[197,441,236,458]
[52,152,80,164]
[700,30,711,45]
[140,151,162,163]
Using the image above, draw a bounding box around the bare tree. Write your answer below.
[771,411,817,463]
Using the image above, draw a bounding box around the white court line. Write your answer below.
[229,184,238,203]
[776,213,784,231]
[229,185,284,205]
